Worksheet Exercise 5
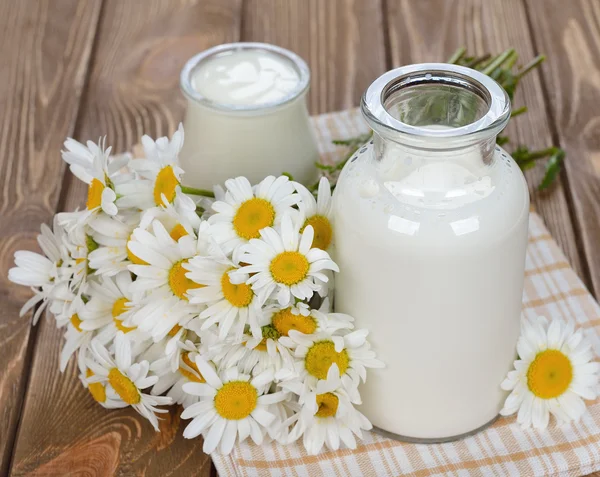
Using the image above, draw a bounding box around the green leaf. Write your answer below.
[497,135,510,146]
[538,149,565,190]
[519,159,537,171]
[315,162,335,171]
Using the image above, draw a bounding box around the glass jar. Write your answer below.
[179,43,319,189]
[332,64,529,441]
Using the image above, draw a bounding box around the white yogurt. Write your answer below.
[191,49,300,106]
[179,44,319,188]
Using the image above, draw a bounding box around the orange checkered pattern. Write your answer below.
[211,109,600,477]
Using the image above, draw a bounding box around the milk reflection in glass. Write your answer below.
[179,43,318,188]
[332,65,529,441]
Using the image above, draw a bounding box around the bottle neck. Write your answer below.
[362,63,510,163]
[373,130,497,172]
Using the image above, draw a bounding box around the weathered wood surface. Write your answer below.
[7,1,241,475]
[525,0,600,298]
[0,1,102,475]
[1,0,600,475]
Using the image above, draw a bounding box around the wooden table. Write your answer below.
[1,0,600,475]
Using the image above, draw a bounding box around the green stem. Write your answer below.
[467,54,491,69]
[482,48,516,75]
[522,147,558,161]
[511,106,528,117]
[180,185,215,198]
[504,50,519,70]
[447,47,467,64]
[516,54,545,79]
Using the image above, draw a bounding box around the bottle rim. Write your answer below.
[180,42,311,114]
[361,63,511,148]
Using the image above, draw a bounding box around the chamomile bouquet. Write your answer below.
[8,124,383,456]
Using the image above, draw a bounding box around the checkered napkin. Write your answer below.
[211,109,600,477]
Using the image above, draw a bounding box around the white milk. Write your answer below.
[332,64,529,440]
[179,43,318,188]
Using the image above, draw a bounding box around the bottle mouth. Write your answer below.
[180,42,310,114]
[361,63,510,148]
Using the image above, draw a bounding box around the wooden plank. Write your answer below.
[0,1,102,475]
[384,0,585,281]
[9,1,241,475]
[241,0,389,114]
[524,0,600,298]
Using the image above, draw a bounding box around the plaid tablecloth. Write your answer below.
[212,108,600,477]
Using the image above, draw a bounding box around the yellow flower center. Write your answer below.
[254,339,268,351]
[127,233,148,266]
[86,370,106,403]
[305,341,349,380]
[269,251,309,285]
[153,165,179,206]
[112,297,135,333]
[221,268,253,308]
[214,381,258,420]
[170,223,189,242]
[112,297,129,317]
[233,198,275,240]
[302,215,333,250]
[272,307,317,336]
[168,259,203,301]
[86,178,105,210]
[70,313,82,332]
[108,368,140,404]
[526,349,573,399]
[178,352,206,383]
[168,324,183,337]
[315,392,339,418]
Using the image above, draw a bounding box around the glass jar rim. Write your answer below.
[361,63,511,147]
[180,42,311,114]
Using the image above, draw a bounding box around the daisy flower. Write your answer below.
[79,368,126,409]
[281,328,384,397]
[500,316,600,429]
[268,301,353,338]
[116,124,195,213]
[286,364,372,455]
[138,199,200,242]
[57,221,99,291]
[86,213,140,276]
[210,326,294,377]
[184,246,262,340]
[212,302,353,378]
[60,137,131,225]
[79,272,148,347]
[232,214,339,307]
[151,340,207,407]
[181,357,287,454]
[48,281,82,327]
[8,220,72,324]
[293,177,334,251]
[60,312,94,372]
[86,332,173,430]
[126,220,211,341]
[208,175,300,253]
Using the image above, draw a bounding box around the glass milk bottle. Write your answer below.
[332,64,529,441]
[179,43,319,189]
